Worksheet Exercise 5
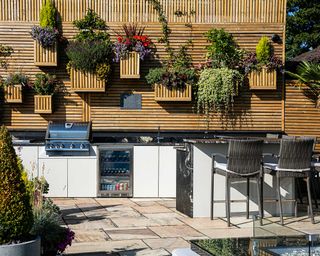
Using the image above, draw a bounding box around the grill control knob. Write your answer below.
[70,144,75,149]
[60,144,65,148]
[80,144,85,149]
[49,144,54,149]
[55,144,60,149]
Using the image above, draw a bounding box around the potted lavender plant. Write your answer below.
[30,0,59,66]
[113,24,153,79]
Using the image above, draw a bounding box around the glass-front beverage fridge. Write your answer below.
[98,147,133,197]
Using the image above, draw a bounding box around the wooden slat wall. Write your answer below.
[285,81,320,151]
[0,0,287,24]
[0,0,286,132]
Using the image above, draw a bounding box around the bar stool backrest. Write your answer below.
[278,138,314,170]
[227,139,263,175]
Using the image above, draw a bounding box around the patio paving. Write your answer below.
[52,198,320,256]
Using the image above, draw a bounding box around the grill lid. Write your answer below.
[46,122,91,140]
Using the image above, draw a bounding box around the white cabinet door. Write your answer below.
[39,159,68,197]
[68,159,97,197]
[14,146,38,178]
[159,146,176,197]
[134,146,159,197]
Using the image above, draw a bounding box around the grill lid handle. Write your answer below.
[65,122,74,129]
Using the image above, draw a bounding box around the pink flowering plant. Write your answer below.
[113,23,153,62]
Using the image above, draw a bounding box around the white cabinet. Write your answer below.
[39,158,68,197]
[134,146,159,197]
[159,146,176,197]
[133,146,176,198]
[68,159,97,197]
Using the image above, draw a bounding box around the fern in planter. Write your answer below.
[1,72,28,87]
[197,68,243,114]
[33,73,57,95]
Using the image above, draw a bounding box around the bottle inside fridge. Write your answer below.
[99,147,133,197]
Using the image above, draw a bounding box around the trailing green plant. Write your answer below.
[196,68,243,115]
[1,72,28,87]
[66,9,113,80]
[0,126,34,244]
[195,239,249,256]
[39,0,56,28]
[0,44,13,69]
[287,61,320,107]
[33,73,57,95]
[256,36,271,64]
[205,28,244,69]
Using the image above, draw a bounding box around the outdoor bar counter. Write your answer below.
[176,138,295,218]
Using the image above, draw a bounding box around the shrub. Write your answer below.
[66,40,113,80]
[146,45,197,89]
[256,36,271,64]
[1,72,28,87]
[30,26,59,48]
[31,202,74,256]
[205,28,244,69]
[33,73,57,95]
[196,68,243,114]
[67,9,113,80]
[39,0,56,28]
[0,126,34,244]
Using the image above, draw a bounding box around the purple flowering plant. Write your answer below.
[31,26,59,48]
[113,23,153,62]
[242,52,283,74]
[57,228,75,253]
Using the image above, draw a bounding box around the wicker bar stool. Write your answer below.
[263,138,315,225]
[210,139,264,227]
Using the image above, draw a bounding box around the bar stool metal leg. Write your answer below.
[256,176,263,226]
[226,176,231,227]
[211,171,215,220]
[306,175,315,224]
[277,174,284,225]
[311,172,318,209]
[260,173,264,218]
[246,177,250,219]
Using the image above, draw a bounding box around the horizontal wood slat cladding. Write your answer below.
[0,20,284,131]
[285,81,320,151]
[0,0,286,24]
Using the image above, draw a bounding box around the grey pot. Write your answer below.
[0,237,41,256]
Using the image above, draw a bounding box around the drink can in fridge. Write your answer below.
[123,182,128,191]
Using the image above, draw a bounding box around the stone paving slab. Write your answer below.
[118,248,171,256]
[66,240,148,254]
[106,228,159,240]
[149,225,207,240]
[132,205,173,214]
[73,229,109,243]
[67,219,116,230]
[143,238,190,252]
[110,216,162,228]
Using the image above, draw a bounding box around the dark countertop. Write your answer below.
[184,137,281,144]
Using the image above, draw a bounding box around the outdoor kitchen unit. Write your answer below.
[45,122,91,156]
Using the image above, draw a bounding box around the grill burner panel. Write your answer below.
[45,122,91,156]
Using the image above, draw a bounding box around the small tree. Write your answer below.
[0,126,33,244]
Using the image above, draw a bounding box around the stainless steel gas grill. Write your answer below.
[45,122,91,156]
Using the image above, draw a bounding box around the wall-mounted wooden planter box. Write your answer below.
[70,68,105,92]
[34,41,57,67]
[249,68,277,90]
[4,84,23,103]
[34,95,52,114]
[154,84,192,102]
[120,52,140,79]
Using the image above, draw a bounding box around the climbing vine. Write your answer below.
[145,0,173,60]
